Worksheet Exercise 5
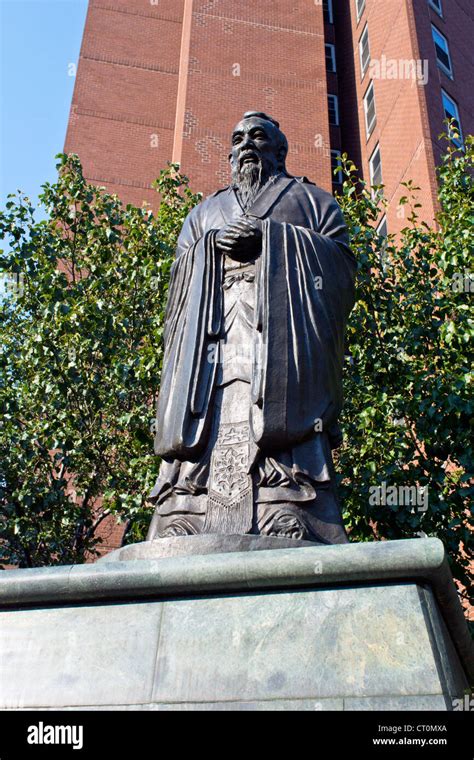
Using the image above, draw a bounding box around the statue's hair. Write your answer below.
[239,111,289,171]
[242,111,280,128]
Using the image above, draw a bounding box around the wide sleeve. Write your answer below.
[251,195,356,451]
[153,206,223,459]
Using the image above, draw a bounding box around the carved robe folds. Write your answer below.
[147,174,356,544]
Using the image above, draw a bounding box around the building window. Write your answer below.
[325,44,336,73]
[323,0,333,24]
[328,94,339,126]
[369,143,382,188]
[331,150,343,184]
[356,0,366,22]
[428,0,443,16]
[359,24,370,76]
[363,81,376,137]
[441,90,463,147]
[432,25,453,78]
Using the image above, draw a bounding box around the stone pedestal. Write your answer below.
[0,538,472,710]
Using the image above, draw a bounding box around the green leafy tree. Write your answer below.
[0,154,200,566]
[0,134,472,614]
[335,129,473,607]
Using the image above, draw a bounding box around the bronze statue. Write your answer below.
[147,112,356,544]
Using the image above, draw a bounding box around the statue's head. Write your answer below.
[229,112,288,189]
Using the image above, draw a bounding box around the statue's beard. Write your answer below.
[232,159,276,211]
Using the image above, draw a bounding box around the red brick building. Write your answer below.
[336,0,473,234]
[65,0,473,236]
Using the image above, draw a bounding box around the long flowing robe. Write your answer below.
[149,173,356,538]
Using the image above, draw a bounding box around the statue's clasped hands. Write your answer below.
[215,216,263,260]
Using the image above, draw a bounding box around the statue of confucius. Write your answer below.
[147,112,356,545]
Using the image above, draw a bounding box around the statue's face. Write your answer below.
[230,117,280,176]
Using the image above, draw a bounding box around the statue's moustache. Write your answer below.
[239,150,261,167]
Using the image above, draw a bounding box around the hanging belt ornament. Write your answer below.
[204,421,254,534]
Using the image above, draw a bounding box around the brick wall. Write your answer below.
[334,0,473,234]
[65,0,185,208]
[413,0,474,165]
[65,0,473,223]
[65,0,332,205]
[181,0,331,195]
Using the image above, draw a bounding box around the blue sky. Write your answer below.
[0,0,88,212]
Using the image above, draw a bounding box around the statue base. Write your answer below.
[98,534,318,562]
[0,538,472,710]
